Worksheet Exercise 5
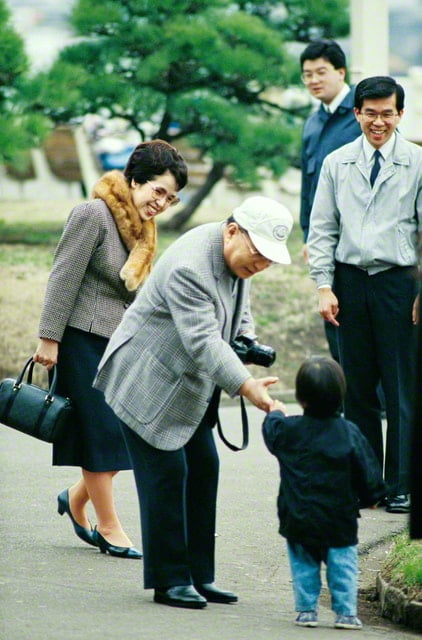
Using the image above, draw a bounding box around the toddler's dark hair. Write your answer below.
[295,355,346,418]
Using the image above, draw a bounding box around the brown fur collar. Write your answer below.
[92,170,157,291]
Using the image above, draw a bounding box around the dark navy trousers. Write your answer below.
[334,263,417,495]
[121,395,220,589]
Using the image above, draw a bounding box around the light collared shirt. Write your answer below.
[325,84,351,114]
[308,132,422,288]
[362,135,395,171]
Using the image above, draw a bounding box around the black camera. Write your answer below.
[231,335,276,368]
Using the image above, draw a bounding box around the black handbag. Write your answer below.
[0,357,74,443]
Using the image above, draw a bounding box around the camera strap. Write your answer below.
[216,396,249,451]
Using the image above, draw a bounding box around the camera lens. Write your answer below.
[248,344,276,367]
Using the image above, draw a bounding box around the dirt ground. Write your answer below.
[357,541,397,627]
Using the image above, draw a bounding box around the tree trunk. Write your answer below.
[164,161,226,230]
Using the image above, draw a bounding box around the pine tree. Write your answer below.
[0,0,49,168]
[32,0,349,226]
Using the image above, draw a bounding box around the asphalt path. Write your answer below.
[0,403,417,640]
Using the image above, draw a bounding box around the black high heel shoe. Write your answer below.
[92,527,143,559]
[57,489,97,547]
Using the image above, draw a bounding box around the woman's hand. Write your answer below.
[33,338,59,371]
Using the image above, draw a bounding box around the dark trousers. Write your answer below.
[120,397,220,589]
[335,263,417,495]
[411,291,422,537]
[324,319,340,362]
[324,320,386,411]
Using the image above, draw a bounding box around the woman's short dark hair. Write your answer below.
[300,39,346,70]
[354,76,405,112]
[124,139,188,190]
[295,355,346,418]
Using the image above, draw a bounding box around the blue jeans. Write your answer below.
[287,541,358,616]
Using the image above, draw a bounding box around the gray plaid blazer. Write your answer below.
[94,222,255,451]
[39,199,135,342]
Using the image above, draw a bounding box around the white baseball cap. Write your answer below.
[232,196,293,264]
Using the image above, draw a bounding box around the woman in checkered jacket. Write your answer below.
[33,140,187,558]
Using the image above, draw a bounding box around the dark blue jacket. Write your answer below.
[262,411,386,548]
[300,88,361,241]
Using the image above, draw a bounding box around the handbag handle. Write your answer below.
[14,357,58,403]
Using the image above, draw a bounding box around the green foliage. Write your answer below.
[280,0,350,41]
[27,61,93,121]
[230,0,349,41]
[178,89,299,185]
[0,13,27,87]
[38,3,299,139]
[27,0,349,224]
[382,532,422,596]
[0,0,50,165]
[0,111,49,166]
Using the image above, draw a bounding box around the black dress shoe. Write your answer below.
[92,528,143,559]
[57,489,97,547]
[195,582,238,604]
[385,494,411,514]
[154,585,207,609]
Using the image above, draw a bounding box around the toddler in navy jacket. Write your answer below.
[262,356,386,630]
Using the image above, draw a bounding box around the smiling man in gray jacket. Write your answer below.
[308,76,422,516]
[94,196,293,609]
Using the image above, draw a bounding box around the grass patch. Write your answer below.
[0,219,65,245]
[0,244,55,268]
[381,532,422,602]
[0,199,77,245]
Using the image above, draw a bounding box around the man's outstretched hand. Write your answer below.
[239,377,279,412]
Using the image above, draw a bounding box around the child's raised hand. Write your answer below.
[268,399,287,414]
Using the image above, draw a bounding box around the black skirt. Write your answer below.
[52,327,132,471]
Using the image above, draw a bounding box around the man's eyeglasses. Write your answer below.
[240,231,273,264]
[147,181,180,207]
[301,67,331,84]
[240,230,259,255]
[358,110,399,123]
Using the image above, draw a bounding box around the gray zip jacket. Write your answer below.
[308,133,422,288]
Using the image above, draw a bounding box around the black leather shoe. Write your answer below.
[57,489,97,547]
[92,528,143,559]
[195,582,238,604]
[385,494,411,514]
[154,585,207,609]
